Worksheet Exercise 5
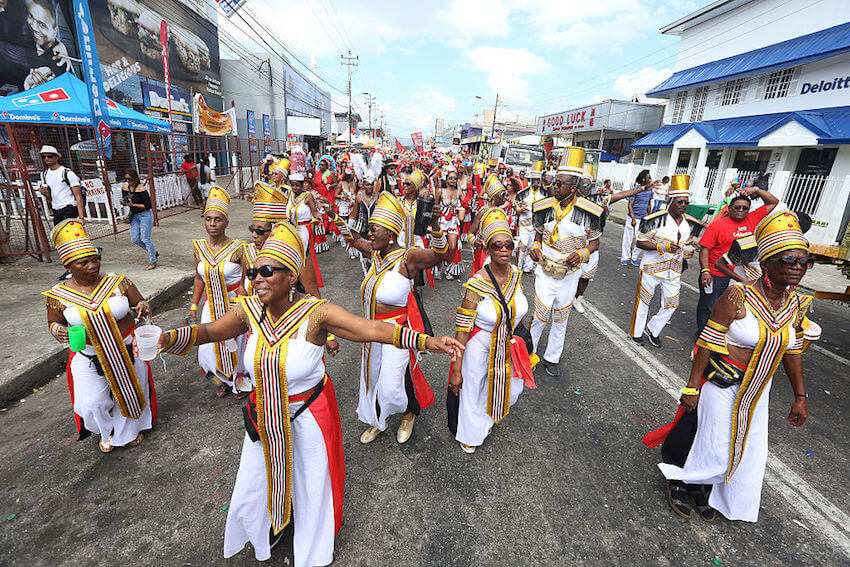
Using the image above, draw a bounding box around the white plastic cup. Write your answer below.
[135,324,163,361]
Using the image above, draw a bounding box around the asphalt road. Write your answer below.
[1,222,848,567]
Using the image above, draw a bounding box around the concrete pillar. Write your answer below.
[691,147,710,201]
[668,148,681,179]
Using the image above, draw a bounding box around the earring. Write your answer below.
[764,273,772,288]
[289,284,296,302]
[389,239,394,245]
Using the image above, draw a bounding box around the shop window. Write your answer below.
[689,86,709,122]
[794,147,837,176]
[671,90,688,124]
[721,78,746,106]
[764,68,795,100]
[676,150,692,168]
[733,149,771,172]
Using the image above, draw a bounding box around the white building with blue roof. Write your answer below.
[633,0,850,254]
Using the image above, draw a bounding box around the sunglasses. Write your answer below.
[248,225,272,235]
[489,240,515,251]
[246,265,288,280]
[772,255,814,269]
[42,155,57,159]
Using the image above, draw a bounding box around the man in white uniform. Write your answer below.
[628,174,702,346]
[516,165,548,273]
[528,147,603,377]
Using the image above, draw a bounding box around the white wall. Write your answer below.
[673,0,849,70]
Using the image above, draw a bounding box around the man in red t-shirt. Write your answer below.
[180,154,202,205]
[695,186,779,335]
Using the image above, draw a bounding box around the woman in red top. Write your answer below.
[695,185,779,338]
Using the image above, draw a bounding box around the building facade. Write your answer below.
[538,99,664,159]
[633,0,850,252]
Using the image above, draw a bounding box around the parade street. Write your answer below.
[1,221,847,567]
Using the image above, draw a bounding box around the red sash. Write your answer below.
[299,221,324,288]
[377,307,435,409]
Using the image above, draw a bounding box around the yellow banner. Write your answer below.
[194,94,237,136]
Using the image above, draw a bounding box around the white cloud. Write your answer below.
[383,86,457,135]
[463,46,552,102]
[438,0,510,46]
[613,66,673,98]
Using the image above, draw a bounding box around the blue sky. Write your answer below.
[222,0,703,143]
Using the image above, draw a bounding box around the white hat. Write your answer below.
[289,172,305,182]
[39,145,61,157]
[363,172,376,183]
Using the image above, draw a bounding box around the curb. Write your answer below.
[0,273,194,408]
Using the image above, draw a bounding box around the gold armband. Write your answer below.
[455,307,476,333]
[576,247,590,263]
[430,229,448,254]
[161,325,198,356]
[392,324,429,351]
[681,386,700,396]
[49,321,68,344]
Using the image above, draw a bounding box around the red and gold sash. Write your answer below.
[462,270,522,422]
[239,295,327,535]
[43,274,145,419]
[727,284,800,481]
[360,248,407,390]
[194,239,244,377]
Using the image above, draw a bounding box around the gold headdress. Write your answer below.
[481,208,511,246]
[51,219,97,265]
[755,210,809,261]
[205,186,230,219]
[371,191,405,235]
[557,146,585,175]
[257,222,305,276]
[253,182,289,222]
[667,174,691,199]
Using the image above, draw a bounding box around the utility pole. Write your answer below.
[340,50,358,141]
[362,92,375,138]
[491,92,499,139]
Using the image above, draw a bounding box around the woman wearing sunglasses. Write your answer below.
[155,223,463,564]
[245,182,339,356]
[45,220,155,453]
[288,172,325,288]
[120,168,158,270]
[348,191,452,445]
[186,187,249,398]
[648,210,820,523]
[435,167,466,280]
[449,209,534,453]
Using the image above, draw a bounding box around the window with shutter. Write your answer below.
[721,78,746,106]
[671,90,688,124]
[764,68,795,100]
[690,86,709,122]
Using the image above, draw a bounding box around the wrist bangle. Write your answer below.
[327,334,336,341]
[190,303,198,310]
[700,268,710,274]
[681,386,701,396]
[794,393,808,398]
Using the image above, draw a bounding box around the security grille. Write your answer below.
[671,90,688,124]
[689,86,709,121]
[721,78,746,106]
[764,68,795,100]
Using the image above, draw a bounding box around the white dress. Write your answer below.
[59,283,154,447]
[224,322,339,565]
[196,254,248,391]
[456,285,529,447]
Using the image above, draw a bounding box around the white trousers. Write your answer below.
[530,267,581,364]
[516,225,536,272]
[629,271,681,338]
[620,222,642,263]
[357,341,411,430]
[658,380,771,522]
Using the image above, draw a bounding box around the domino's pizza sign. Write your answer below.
[73,0,112,159]
[12,88,71,108]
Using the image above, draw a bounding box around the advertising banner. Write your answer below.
[411,131,424,153]
[72,0,112,159]
[194,93,236,136]
[0,0,80,95]
[159,20,173,127]
[247,109,257,151]
[91,0,222,99]
[262,113,271,152]
[141,81,191,116]
[537,104,603,135]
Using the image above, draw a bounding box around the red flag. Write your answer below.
[395,138,404,152]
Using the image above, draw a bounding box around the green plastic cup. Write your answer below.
[68,326,86,352]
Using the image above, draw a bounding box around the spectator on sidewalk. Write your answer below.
[197,154,213,201]
[651,175,669,212]
[695,184,780,337]
[37,144,84,226]
[120,168,158,270]
[621,169,655,267]
[181,154,202,205]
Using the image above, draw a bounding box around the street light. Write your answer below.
[475,94,501,138]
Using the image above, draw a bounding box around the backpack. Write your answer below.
[42,166,85,201]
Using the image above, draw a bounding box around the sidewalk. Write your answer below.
[606,199,849,294]
[0,197,253,406]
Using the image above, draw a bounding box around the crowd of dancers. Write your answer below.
[43,144,821,565]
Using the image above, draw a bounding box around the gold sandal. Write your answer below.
[127,432,144,447]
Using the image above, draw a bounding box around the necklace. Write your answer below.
[759,280,786,317]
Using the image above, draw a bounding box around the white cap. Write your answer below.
[289,173,305,181]
[39,145,60,156]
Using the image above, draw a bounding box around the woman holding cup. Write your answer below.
[44,220,156,453]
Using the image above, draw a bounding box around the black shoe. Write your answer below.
[687,484,716,522]
[57,270,71,281]
[543,360,561,377]
[646,333,662,348]
[667,481,693,518]
[632,335,645,345]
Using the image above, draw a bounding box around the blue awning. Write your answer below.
[646,22,850,96]
[0,73,171,133]
[631,123,693,148]
[631,105,850,149]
